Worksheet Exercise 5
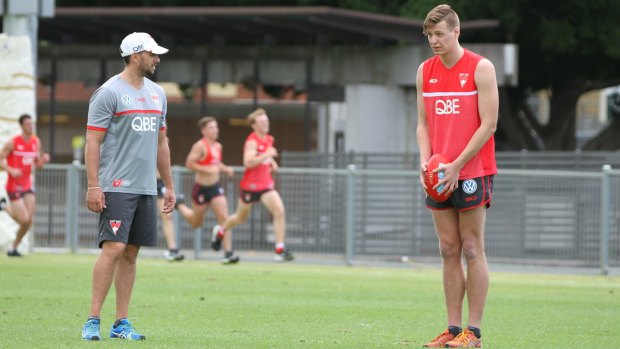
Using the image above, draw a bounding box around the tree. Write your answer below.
[57,0,620,149]
[401,0,620,150]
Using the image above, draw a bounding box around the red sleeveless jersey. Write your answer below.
[197,138,221,166]
[239,132,275,191]
[6,135,40,192]
[422,49,497,179]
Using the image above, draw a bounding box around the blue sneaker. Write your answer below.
[109,319,145,340]
[81,318,101,341]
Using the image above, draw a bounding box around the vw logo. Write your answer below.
[462,179,477,194]
[121,94,132,106]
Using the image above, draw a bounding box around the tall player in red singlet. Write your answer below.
[0,114,50,257]
[416,5,498,348]
[212,108,294,262]
[175,116,238,264]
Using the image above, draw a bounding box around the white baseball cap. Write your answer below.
[120,32,169,57]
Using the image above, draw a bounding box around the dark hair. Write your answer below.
[18,114,32,125]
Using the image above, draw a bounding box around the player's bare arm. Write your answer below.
[0,139,21,178]
[415,62,432,192]
[34,140,51,169]
[157,130,175,213]
[243,140,277,169]
[85,129,106,212]
[184,140,216,175]
[451,58,498,170]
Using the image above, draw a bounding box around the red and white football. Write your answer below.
[424,153,452,203]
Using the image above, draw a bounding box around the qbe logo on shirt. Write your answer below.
[435,98,460,115]
[132,116,158,132]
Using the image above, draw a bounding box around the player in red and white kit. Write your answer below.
[175,116,237,264]
[0,114,50,257]
[416,4,498,348]
[212,108,293,262]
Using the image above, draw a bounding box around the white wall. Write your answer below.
[343,84,417,153]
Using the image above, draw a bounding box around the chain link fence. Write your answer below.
[30,161,620,273]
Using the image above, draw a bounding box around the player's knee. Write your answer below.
[271,207,285,219]
[236,211,250,222]
[15,215,31,226]
[122,245,140,263]
[461,240,483,262]
[439,241,461,260]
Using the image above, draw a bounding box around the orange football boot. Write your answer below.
[423,328,456,348]
[444,328,481,348]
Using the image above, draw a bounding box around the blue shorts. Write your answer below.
[425,175,494,212]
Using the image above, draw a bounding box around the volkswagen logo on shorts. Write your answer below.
[462,179,477,194]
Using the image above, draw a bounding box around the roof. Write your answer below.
[36,6,499,47]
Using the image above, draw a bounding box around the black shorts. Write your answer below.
[98,192,157,248]
[425,175,494,212]
[192,183,224,205]
[239,188,273,204]
[156,179,165,198]
[7,188,34,201]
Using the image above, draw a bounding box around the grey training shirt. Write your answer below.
[87,75,167,195]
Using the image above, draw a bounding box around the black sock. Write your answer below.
[88,315,100,321]
[448,326,462,337]
[467,326,481,338]
[225,251,234,258]
[114,318,125,328]
[169,249,178,253]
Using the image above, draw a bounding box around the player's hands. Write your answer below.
[35,153,51,168]
[161,189,176,214]
[86,187,106,213]
[265,147,278,158]
[222,164,234,177]
[433,161,459,194]
[270,158,279,172]
[8,167,22,178]
[419,161,428,194]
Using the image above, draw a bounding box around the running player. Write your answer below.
[175,116,238,264]
[212,108,293,262]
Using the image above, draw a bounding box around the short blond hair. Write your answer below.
[198,116,216,129]
[246,108,267,125]
[423,4,460,34]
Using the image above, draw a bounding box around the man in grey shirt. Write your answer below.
[81,32,175,341]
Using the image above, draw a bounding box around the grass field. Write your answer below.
[0,253,618,348]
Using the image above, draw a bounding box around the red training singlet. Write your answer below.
[239,132,275,191]
[6,134,40,192]
[197,138,221,166]
[422,49,497,179]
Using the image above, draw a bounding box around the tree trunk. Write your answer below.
[542,86,580,150]
[581,118,620,150]
[495,87,545,150]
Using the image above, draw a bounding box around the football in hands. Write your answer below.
[424,153,452,203]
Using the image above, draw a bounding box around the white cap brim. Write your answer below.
[148,46,169,55]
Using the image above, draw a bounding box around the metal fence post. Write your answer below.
[600,164,612,275]
[345,164,356,265]
[65,163,79,253]
[171,166,190,257]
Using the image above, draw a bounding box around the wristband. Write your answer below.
[87,186,100,190]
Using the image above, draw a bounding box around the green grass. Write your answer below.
[0,253,618,348]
